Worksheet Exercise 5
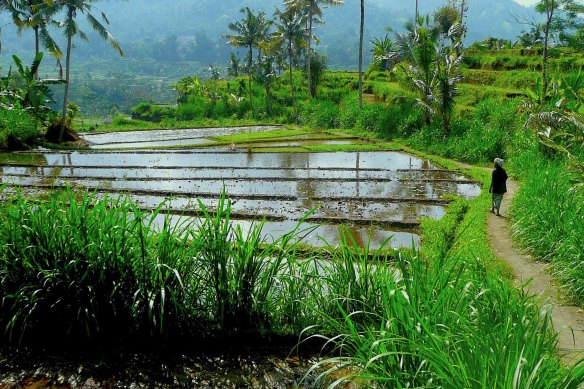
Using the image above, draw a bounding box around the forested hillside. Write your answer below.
[1,0,533,67]
[0,0,535,115]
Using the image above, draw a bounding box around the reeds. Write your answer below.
[0,186,582,386]
[510,150,584,304]
[305,248,584,388]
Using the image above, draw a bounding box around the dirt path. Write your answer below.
[487,179,584,364]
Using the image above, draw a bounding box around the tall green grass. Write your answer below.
[405,97,519,164]
[0,108,39,150]
[0,187,582,386]
[509,147,584,304]
[305,247,584,388]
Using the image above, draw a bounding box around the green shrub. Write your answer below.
[131,102,172,122]
[339,97,360,129]
[302,100,340,129]
[357,104,383,132]
[0,107,39,150]
[175,103,201,120]
[112,115,135,126]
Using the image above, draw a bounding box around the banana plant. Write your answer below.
[522,99,584,189]
[11,52,65,122]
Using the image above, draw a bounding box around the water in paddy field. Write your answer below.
[0,127,482,249]
[80,125,281,149]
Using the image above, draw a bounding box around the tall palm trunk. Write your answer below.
[59,6,73,144]
[415,0,418,21]
[307,8,313,103]
[358,0,364,109]
[34,26,39,80]
[288,42,298,123]
[542,0,554,105]
[248,45,254,117]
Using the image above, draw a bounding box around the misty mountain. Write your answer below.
[1,0,536,69]
[0,0,538,115]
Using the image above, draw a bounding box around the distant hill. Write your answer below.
[0,0,538,115]
[1,0,536,69]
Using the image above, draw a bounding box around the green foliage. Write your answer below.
[510,144,584,304]
[369,34,393,71]
[307,229,581,387]
[304,51,328,98]
[173,76,202,104]
[0,107,39,149]
[176,96,206,120]
[405,97,517,163]
[131,102,173,122]
[1,53,63,124]
[300,99,340,129]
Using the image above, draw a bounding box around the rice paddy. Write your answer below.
[1,126,582,387]
[0,126,480,250]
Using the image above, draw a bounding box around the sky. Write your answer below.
[512,0,539,5]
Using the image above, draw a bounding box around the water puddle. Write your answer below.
[90,137,213,149]
[233,139,363,149]
[80,125,281,148]
[2,150,436,170]
[1,165,471,181]
[1,143,481,249]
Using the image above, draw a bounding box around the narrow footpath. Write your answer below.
[487,179,584,364]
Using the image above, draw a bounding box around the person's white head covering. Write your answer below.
[494,158,504,167]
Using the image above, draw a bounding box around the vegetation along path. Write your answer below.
[488,178,584,364]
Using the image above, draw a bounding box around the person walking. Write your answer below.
[489,158,508,216]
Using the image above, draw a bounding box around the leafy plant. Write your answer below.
[5,53,64,123]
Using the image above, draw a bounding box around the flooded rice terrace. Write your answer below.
[0,126,481,249]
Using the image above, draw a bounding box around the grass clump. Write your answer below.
[1,185,582,386]
[0,108,39,150]
[307,247,584,387]
[509,146,584,304]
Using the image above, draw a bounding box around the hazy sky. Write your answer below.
[512,0,539,6]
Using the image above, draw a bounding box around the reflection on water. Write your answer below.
[1,175,480,201]
[147,213,420,250]
[81,126,280,146]
[0,148,480,250]
[12,151,435,170]
[0,152,48,166]
[0,166,471,182]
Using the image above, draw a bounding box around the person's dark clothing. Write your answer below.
[491,166,508,194]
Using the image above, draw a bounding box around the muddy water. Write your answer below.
[0,165,470,181]
[81,125,281,148]
[5,150,435,170]
[0,148,481,249]
[2,175,478,201]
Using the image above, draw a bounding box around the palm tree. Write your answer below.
[274,7,307,123]
[226,7,271,118]
[227,52,240,78]
[370,34,393,70]
[253,55,276,116]
[6,0,62,79]
[391,18,464,133]
[50,0,123,143]
[358,0,364,109]
[285,0,343,103]
[394,18,439,124]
